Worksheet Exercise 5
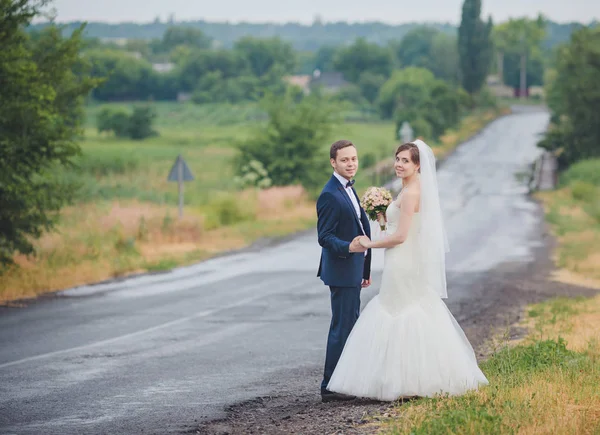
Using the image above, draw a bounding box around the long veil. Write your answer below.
[413,139,450,299]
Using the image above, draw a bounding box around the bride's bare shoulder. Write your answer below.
[399,189,420,212]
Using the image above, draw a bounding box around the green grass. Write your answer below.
[560,158,600,187]
[75,101,399,207]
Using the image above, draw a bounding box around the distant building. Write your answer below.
[283,75,311,94]
[309,70,349,93]
[99,37,129,46]
[177,92,192,103]
[486,74,513,98]
[152,62,175,74]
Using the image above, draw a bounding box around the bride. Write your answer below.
[327,140,489,401]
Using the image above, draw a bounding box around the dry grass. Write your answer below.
[0,186,315,303]
[536,188,600,285]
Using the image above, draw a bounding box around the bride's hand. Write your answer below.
[359,236,371,248]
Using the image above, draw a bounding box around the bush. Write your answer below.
[378,67,467,140]
[96,106,158,140]
[204,194,255,228]
[570,181,598,202]
[560,158,600,187]
[233,160,272,189]
[360,152,376,169]
[128,107,158,140]
[236,90,338,192]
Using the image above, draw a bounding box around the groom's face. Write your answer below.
[331,146,358,180]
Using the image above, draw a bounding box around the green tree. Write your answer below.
[0,0,100,268]
[429,33,460,83]
[539,27,600,168]
[236,90,338,192]
[87,48,165,101]
[395,26,438,70]
[494,16,546,96]
[314,45,338,73]
[233,37,296,78]
[357,71,387,103]
[458,0,493,94]
[377,67,466,139]
[333,38,394,83]
[394,27,459,82]
[128,106,158,140]
[97,108,130,136]
[96,106,158,139]
[177,49,250,92]
[156,25,212,53]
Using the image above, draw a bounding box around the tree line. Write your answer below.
[29,16,590,52]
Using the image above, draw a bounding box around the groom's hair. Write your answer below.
[396,142,420,166]
[330,140,355,160]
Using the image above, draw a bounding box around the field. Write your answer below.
[0,101,507,303]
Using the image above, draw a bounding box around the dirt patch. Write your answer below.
[192,221,599,435]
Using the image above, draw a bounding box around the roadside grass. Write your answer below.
[0,102,508,303]
[0,186,315,303]
[535,158,600,285]
[374,295,600,434]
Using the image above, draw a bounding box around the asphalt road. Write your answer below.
[0,107,550,435]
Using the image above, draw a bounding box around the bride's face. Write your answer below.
[395,150,419,179]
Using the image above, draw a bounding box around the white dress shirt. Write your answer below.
[333,172,366,236]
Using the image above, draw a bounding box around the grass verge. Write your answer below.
[372,295,600,434]
[0,186,315,303]
[535,158,600,287]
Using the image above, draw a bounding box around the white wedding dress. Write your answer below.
[327,203,489,401]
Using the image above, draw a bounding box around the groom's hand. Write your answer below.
[361,278,371,288]
[349,236,367,253]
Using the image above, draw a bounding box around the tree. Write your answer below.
[394,27,459,82]
[314,45,338,73]
[0,0,100,268]
[233,37,296,78]
[376,67,466,139]
[87,48,159,101]
[539,27,600,168]
[357,71,387,103]
[177,49,250,92]
[96,106,158,139]
[157,25,212,52]
[236,90,339,193]
[429,33,460,83]
[458,0,493,94]
[395,26,438,70]
[494,16,546,97]
[333,38,394,83]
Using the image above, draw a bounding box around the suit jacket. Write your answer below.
[316,175,372,287]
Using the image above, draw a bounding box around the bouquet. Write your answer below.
[361,186,393,231]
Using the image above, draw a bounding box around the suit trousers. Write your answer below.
[321,285,361,392]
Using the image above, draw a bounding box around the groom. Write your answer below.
[317,139,372,403]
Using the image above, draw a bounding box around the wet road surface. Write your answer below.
[0,107,550,434]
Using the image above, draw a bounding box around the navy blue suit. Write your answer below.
[316,174,372,392]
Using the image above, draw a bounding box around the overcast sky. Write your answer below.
[44,0,598,25]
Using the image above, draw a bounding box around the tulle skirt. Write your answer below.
[327,292,489,401]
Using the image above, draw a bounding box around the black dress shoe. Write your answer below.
[321,390,356,403]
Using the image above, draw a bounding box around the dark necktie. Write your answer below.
[345,179,355,188]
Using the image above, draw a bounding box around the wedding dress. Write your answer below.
[327,202,489,401]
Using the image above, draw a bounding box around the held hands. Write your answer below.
[349,236,366,253]
[358,235,372,249]
[349,235,371,252]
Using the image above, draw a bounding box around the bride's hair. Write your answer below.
[395,142,420,170]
